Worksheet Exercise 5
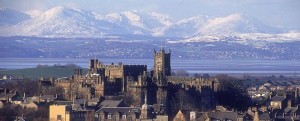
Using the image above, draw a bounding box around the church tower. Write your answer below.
[153,48,170,115]
[154,48,171,79]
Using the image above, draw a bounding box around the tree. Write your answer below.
[215,75,251,111]
[175,70,189,76]
[203,74,210,78]
[0,105,17,121]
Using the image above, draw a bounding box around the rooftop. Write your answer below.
[271,96,285,102]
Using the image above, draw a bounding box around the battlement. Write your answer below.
[123,65,147,68]
[154,49,171,55]
[54,77,71,83]
[167,76,218,91]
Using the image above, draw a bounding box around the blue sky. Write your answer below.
[0,0,299,28]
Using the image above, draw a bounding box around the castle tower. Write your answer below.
[89,59,98,69]
[89,59,99,74]
[153,48,170,115]
[154,49,171,79]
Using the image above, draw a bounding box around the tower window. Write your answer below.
[122,114,126,119]
[57,115,62,120]
[107,114,111,119]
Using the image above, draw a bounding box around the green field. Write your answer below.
[0,66,88,80]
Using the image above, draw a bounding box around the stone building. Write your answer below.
[52,60,147,100]
[51,48,219,117]
[49,103,94,121]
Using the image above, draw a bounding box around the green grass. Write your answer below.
[0,66,88,80]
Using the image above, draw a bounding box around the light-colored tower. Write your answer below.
[154,48,170,115]
[154,49,171,79]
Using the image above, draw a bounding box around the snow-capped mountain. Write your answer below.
[1,6,132,37]
[164,15,209,38]
[0,8,30,25]
[98,10,173,36]
[24,9,43,18]
[196,13,281,36]
[0,7,173,37]
[0,6,298,41]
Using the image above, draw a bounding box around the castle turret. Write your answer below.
[89,59,98,69]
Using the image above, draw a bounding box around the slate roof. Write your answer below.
[72,104,85,111]
[53,101,73,105]
[259,112,271,120]
[40,95,56,101]
[0,93,16,100]
[271,96,285,102]
[88,97,100,102]
[74,99,85,104]
[98,100,124,109]
[209,111,238,121]
[284,107,298,113]
[98,107,140,114]
[12,96,24,102]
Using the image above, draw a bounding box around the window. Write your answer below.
[190,112,195,120]
[107,114,111,119]
[122,115,126,119]
[57,115,62,120]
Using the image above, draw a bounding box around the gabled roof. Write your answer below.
[173,110,189,121]
[72,104,85,111]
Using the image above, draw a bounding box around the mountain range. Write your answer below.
[1,6,299,41]
[1,6,300,59]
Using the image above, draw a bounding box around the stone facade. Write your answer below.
[51,48,219,115]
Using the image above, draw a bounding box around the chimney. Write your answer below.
[253,111,259,121]
[23,92,26,101]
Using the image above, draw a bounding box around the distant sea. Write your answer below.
[1,58,300,77]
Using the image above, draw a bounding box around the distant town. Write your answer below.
[0,48,300,121]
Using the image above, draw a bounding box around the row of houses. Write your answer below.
[0,88,57,109]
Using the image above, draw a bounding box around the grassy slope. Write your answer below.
[0,66,88,79]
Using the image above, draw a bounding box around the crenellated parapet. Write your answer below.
[167,76,219,91]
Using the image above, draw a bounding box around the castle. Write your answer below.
[52,48,219,115]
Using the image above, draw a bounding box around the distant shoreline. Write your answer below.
[0,58,300,78]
